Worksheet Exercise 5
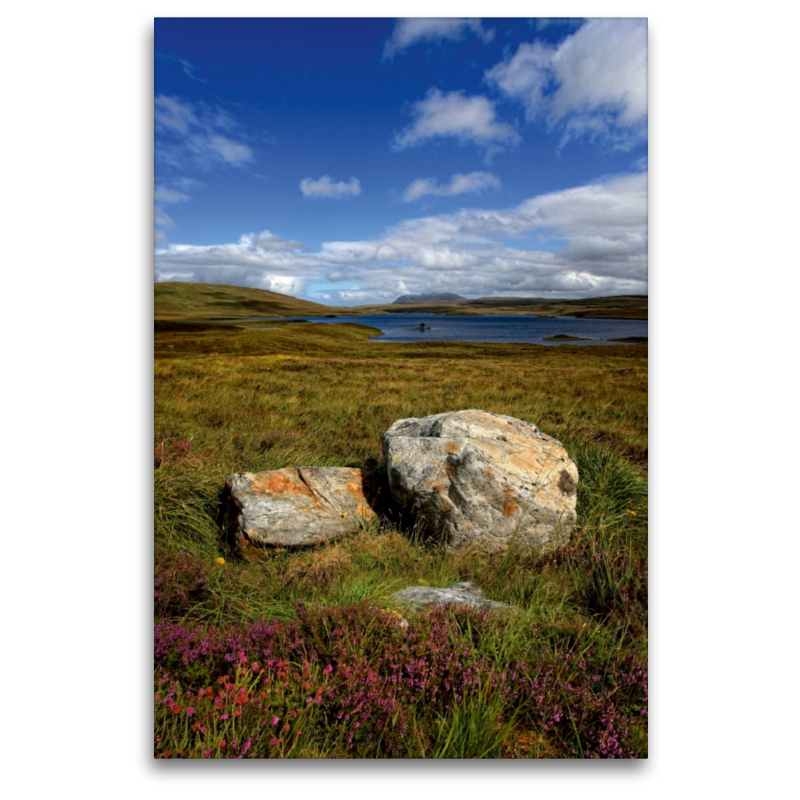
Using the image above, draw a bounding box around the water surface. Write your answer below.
[307,313,647,345]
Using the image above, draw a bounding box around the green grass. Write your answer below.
[155,281,343,320]
[156,281,648,321]
[154,316,647,758]
[356,293,648,319]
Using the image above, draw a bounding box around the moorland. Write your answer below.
[154,283,648,759]
[155,281,648,321]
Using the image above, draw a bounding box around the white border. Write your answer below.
[3,2,798,796]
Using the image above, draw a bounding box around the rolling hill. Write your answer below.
[154,282,342,320]
[155,282,648,321]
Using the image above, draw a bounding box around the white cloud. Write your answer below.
[403,172,501,202]
[154,185,192,241]
[156,53,207,83]
[394,89,520,154]
[154,186,189,203]
[155,95,253,169]
[155,207,174,229]
[485,41,555,120]
[383,18,494,60]
[299,176,361,198]
[250,230,307,251]
[208,135,253,166]
[155,96,197,135]
[156,172,647,303]
[532,19,584,33]
[486,18,647,147]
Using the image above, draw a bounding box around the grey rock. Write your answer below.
[226,467,377,557]
[383,409,579,554]
[389,582,514,612]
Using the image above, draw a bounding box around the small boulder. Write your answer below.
[382,409,578,554]
[226,467,377,556]
[389,582,513,613]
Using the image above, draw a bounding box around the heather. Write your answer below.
[155,604,647,758]
[154,321,647,758]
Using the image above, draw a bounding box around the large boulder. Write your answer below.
[382,409,578,554]
[226,467,377,556]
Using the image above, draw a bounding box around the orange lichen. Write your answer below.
[502,498,519,517]
[251,471,299,495]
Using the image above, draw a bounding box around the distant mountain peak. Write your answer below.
[393,292,466,304]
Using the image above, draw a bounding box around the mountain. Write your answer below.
[393,293,467,304]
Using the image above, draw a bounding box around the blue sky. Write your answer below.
[155,18,647,305]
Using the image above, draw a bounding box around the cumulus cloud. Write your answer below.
[299,176,361,198]
[155,95,254,168]
[154,230,310,290]
[156,172,647,303]
[250,230,307,251]
[403,172,501,202]
[383,18,494,60]
[486,18,647,147]
[394,89,519,156]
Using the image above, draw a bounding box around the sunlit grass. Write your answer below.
[154,320,647,758]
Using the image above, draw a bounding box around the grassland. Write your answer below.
[155,281,342,320]
[155,281,648,321]
[154,318,647,759]
[355,294,648,320]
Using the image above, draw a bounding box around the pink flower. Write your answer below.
[323,664,333,675]
[270,738,281,746]
[203,749,211,758]
[186,706,194,717]
[271,716,279,726]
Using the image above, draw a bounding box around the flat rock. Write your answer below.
[226,467,377,556]
[389,582,513,612]
[383,409,579,554]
